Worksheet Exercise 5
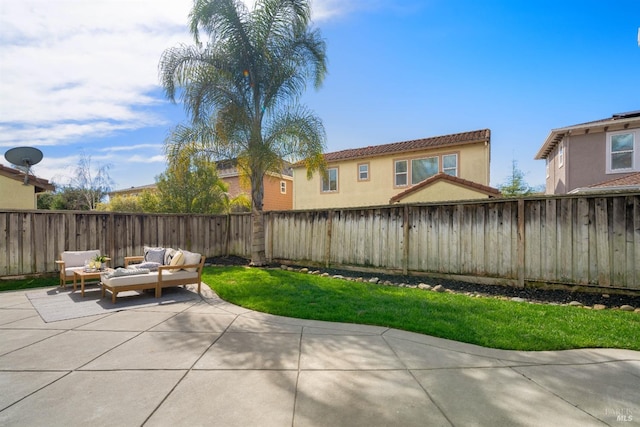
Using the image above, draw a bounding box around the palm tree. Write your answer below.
[159,0,327,266]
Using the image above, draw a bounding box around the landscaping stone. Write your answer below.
[332,275,344,280]
[593,304,606,310]
[280,265,288,270]
[569,301,583,307]
[511,297,526,303]
[620,305,635,312]
[418,284,432,290]
[433,285,445,293]
[300,268,309,273]
[369,277,380,284]
[320,273,329,277]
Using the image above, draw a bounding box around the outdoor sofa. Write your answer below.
[100,247,204,303]
[55,250,110,288]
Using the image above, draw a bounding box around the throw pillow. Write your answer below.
[179,249,201,272]
[133,261,161,272]
[170,251,185,267]
[144,246,165,264]
[164,248,177,265]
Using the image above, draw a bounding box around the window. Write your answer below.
[358,163,369,181]
[607,130,637,173]
[411,157,438,184]
[442,154,458,176]
[395,160,408,186]
[545,158,550,178]
[558,141,564,167]
[280,181,286,194]
[321,167,338,192]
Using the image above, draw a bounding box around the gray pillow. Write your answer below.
[133,261,161,272]
[144,247,165,264]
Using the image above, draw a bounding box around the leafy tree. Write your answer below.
[155,152,228,214]
[159,0,327,265]
[498,160,537,197]
[98,194,145,213]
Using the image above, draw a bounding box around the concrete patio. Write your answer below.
[0,284,638,426]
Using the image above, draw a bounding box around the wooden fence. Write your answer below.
[267,193,640,290]
[2,193,639,291]
[0,211,251,276]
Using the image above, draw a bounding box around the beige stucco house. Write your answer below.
[293,129,498,209]
[535,110,640,194]
[0,164,54,209]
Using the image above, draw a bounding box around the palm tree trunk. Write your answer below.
[250,208,266,266]
[250,170,266,266]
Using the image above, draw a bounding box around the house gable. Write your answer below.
[389,173,500,204]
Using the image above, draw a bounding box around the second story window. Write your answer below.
[411,157,438,184]
[558,141,564,167]
[546,158,550,178]
[607,131,636,173]
[322,167,338,192]
[358,163,369,181]
[280,181,286,194]
[395,160,407,186]
[443,154,458,176]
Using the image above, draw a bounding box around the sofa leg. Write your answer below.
[155,287,161,298]
[112,291,117,304]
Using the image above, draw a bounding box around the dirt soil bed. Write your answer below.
[206,256,640,309]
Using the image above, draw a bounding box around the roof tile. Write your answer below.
[322,129,490,163]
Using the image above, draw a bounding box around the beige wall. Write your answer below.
[294,142,490,209]
[399,181,492,203]
[0,176,36,209]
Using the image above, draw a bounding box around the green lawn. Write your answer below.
[2,267,638,351]
[202,266,640,351]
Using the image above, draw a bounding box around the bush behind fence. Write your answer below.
[2,193,639,290]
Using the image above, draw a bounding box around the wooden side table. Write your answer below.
[73,270,103,297]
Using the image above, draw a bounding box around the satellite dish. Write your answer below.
[4,146,44,185]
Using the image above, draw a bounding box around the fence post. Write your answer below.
[403,204,409,275]
[517,199,525,288]
[325,210,333,268]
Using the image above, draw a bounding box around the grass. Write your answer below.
[0,276,58,292]
[201,266,640,351]
[2,267,638,351]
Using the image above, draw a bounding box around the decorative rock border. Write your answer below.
[280,265,640,313]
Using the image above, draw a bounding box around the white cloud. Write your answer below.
[0,0,193,147]
[0,0,379,171]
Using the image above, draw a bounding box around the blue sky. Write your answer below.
[1,0,639,192]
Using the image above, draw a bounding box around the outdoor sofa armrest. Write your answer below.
[124,256,145,267]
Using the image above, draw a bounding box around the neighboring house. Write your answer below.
[0,164,54,210]
[534,110,640,195]
[293,129,497,209]
[216,159,293,211]
[108,160,293,211]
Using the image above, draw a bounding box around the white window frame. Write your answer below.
[358,163,369,181]
[321,167,338,192]
[394,160,408,187]
[545,157,550,178]
[606,130,638,174]
[558,140,564,168]
[280,181,286,194]
[442,154,458,177]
